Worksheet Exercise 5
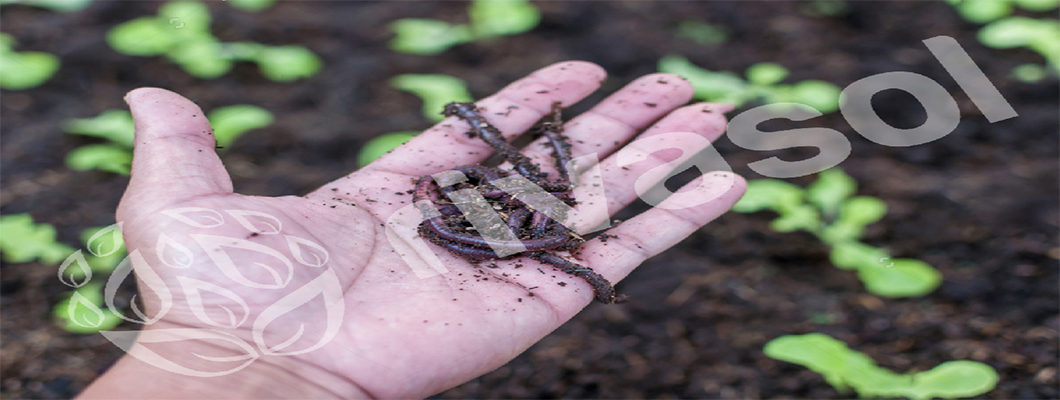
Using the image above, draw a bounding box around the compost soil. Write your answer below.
[1,1,1057,398]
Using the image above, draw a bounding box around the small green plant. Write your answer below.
[53,224,126,333]
[389,0,540,55]
[658,55,842,113]
[0,0,92,12]
[357,131,417,167]
[764,333,999,399]
[675,20,728,46]
[0,214,76,265]
[978,17,1060,76]
[62,105,274,174]
[0,215,125,333]
[53,281,124,333]
[107,1,320,80]
[390,74,474,122]
[356,74,473,167]
[733,168,942,298]
[947,0,1059,23]
[227,0,274,12]
[947,0,1059,82]
[58,225,126,285]
[0,33,60,90]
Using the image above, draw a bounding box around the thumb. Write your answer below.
[117,88,234,221]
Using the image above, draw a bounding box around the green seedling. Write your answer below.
[107,1,320,80]
[58,225,126,286]
[978,16,1060,75]
[733,168,942,298]
[357,131,417,167]
[227,0,274,12]
[390,74,473,122]
[53,281,124,333]
[62,105,274,174]
[0,213,76,265]
[676,20,728,45]
[0,33,60,90]
[53,223,128,333]
[0,0,92,12]
[765,333,999,399]
[658,56,842,113]
[947,0,1059,81]
[389,0,540,55]
[947,0,1059,24]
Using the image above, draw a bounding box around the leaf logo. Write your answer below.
[191,234,294,289]
[161,207,225,228]
[58,250,92,288]
[67,292,107,328]
[156,233,195,269]
[226,210,283,235]
[101,329,259,377]
[178,276,251,329]
[86,222,124,257]
[252,269,345,356]
[105,250,172,324]
[285,235,329,267]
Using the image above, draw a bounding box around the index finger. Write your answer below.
[361,61,606,178]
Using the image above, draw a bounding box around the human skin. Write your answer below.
[77,61,746,399]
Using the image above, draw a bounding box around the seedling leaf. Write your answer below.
[390,74,474,122]
[978,17,1060,49]
[732,179,804,213]
[763,333,877,392]
[468,0,540,38]
[228,0,275,12]
[1012,63,1048,82]
[107,17,178,56]
[1,0,93,12]
[829,241,888,270]
[53,282,124,333]
[786,79,842,114]
[158,1,211,33]
[167,37,231,79]
[61,109,135,147]
[901,360,999,400]
[765,334,998,399]
[954,0,1013,23]
[207,105,274,148]
[771,204,820,232]
[820,220,865,244]
[658,55,750,105]
[0,49,60,90]
[857,258,941,298]
[254,45,322,82]
[358,132,417,167]
[65,144,133,174]
[838,196,887,227]
[807,168,856,216]
[0,214,76,265]
[746,62,789,86]
[389,19,473,55]
[1012,0,1060,10]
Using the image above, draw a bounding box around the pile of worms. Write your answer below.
[414,102,627,304]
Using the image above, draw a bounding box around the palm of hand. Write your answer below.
[116,62,744,398]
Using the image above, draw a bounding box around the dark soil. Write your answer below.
[2,1,1057,399]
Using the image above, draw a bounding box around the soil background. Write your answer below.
[1,1,1057,399]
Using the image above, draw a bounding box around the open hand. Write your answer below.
[80,61,745,399]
